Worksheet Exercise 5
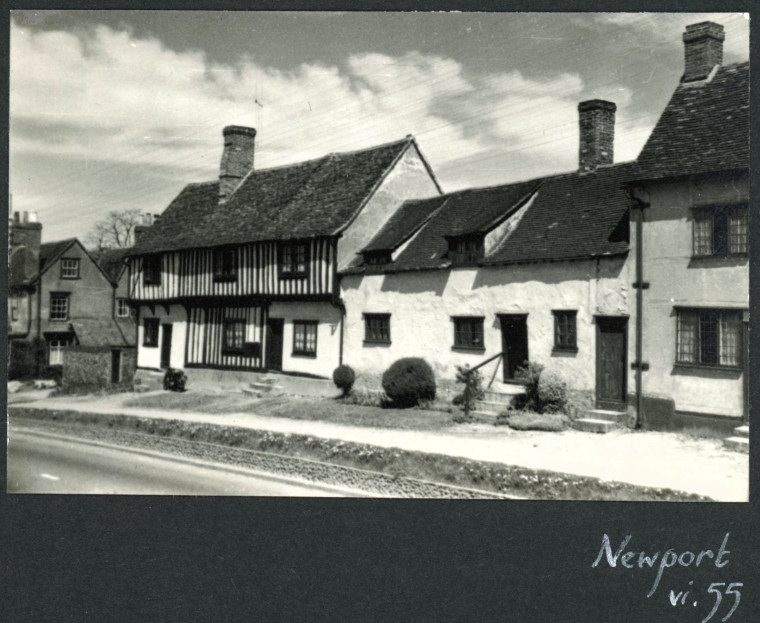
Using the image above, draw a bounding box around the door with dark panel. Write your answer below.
[266,318,284,371]
[596,317,627,410]
[111,350,121,384]
[500,314,529,382]
[160,324,173,369]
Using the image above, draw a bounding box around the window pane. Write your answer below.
[699,311,719,364]
[713,209,728,256]
[693,214,712,256]
[728,207,748,254]
[677,311,698,363]
[719,313,741,366]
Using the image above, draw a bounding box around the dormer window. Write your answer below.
[213,247,237,282]
[280,242,308,277]
[143,255,161,285]
[363,251,392,266]
[449,235,484,266]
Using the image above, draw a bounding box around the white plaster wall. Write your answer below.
[137,304,187,370]
[341,257,629,392]
[337,144,440,270]
[268,301,342,378]
[631,177,749,417]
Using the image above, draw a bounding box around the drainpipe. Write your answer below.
[627,188,650,429]
[36,281,42,377]
[330,297,346,366]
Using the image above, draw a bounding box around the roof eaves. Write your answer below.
[479,250,629,267]
[624,167,749,188]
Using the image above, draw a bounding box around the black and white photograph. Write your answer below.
[7,11,750,502]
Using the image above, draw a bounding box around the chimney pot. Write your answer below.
[682,21,725,82]
[578,99,616,173]
[13,211,20,224]
[219,125,256,203]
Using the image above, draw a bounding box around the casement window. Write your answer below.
[692,204,749,257]
[676,308,743,368]
[50,292,70,321]
[453,316,485,350]
[293,321,318,356]
[143,318,160,347]
[364,251,392,266]
[553,310,578,351]
[364,313,391,344]
[281,242,308,277]
[223,319,246,354]
[143,255,162,285]
[60,258,80,279]
[48,339,67,366]
[213,248,237,282]
[449,236,484,266]
[116,298,131,318]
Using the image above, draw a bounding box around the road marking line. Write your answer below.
[40,473,60,481]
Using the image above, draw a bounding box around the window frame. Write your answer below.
[60,258,81,279]
[222,318,246,355]
[292,320,318,357]
[143,255,162,286]
[675,307,744,370]
[452,316,485,351]
[552,310,578,353]
[213,247,238,283]
[448,235,484,266]
[363,313,391,345]
[280,241,309,278]
[48,339,67,366]
[49,292,70,322]
[143,318,160,348]
[116,298,131,318]
[692,204,749,258]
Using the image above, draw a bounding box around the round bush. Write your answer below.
[537,371,568,414]
[163,368,187,392]
[332,364,356,396]
[381,357,436,408]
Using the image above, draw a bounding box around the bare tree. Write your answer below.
[86,208,143,253]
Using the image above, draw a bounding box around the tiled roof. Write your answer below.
[130,137,419,255]
[361,196,447,253]
[98,247,132,283]
[38,239,77,273]
[70,318,133,348]
[344,163,633,274]
[631,62,749,182]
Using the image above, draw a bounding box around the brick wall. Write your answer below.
[62,347,136,390]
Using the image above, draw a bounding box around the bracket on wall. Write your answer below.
[631,361,650,371]
[160,304,170,315]
[632,281,650,289]
[147,304,156,316]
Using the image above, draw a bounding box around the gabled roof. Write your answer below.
[98,247,132,283]
[361,196,447,253]
[630,62,749,183]
[39,238,77,271]
[344,163,634,274]
[130,137,435,255]
[70,318,134,348]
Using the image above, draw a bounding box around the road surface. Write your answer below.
[7,429,362,496]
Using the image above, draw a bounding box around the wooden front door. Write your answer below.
[500,314,529,382]
[160,324,173,369]
[266,318,284,371]
[595,317,627,410]
[111,350,121,384]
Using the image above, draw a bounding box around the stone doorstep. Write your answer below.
[733,425,749,438]
[723,436,749,453]
[585,409,627,423]
[572,418,618,434]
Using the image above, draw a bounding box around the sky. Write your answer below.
[9,11,750,244]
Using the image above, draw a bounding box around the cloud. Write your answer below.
[10,17,665,238]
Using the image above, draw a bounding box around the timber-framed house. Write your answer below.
[126,126,441,378]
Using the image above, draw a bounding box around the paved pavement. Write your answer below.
[7,392,749,501]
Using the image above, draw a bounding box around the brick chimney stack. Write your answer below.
[219,125,256,203]
[10,211,42,281]
[578,99,616,173]
[682,22,725,83]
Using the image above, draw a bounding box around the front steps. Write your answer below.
[133,369,166,392]
[723,425,749,453]
[470,385,526,420]
[573,409,626,433]
[243,375,284,398]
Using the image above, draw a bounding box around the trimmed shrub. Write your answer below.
[332,365,356,396]
[513,362,544,411]
[163,368,187,392]
[537,371,568,414]
[453,364,485,412]
[381,358,436,408]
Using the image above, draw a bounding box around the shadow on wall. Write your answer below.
[471,256,627,290]
[379,270,450,297]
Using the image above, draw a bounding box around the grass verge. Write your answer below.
[10,406,710,502]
